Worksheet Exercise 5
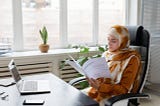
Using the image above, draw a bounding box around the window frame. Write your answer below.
[12,0,136,51]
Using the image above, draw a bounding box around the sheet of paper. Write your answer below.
[82,57,111,79]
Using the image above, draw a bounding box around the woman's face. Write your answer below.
[107,35,120,52]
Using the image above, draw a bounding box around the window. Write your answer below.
[99,0,125,44]
[0,0,126,51]
[0,1,13,47]
[68,0,93,45]
[22,0,59,50]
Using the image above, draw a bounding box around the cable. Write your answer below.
[0,82,16,87]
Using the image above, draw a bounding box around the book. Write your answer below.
[65,55,111,79]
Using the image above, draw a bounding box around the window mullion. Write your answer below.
[12,0,23,51]
[126,0,139,25]
[93,0,99,45]
[60,0,68,48]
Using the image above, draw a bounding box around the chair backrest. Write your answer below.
[126,25,150,93]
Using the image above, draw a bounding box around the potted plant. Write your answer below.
[39,26,49,53]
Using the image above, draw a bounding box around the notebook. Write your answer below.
[8,59,51,95]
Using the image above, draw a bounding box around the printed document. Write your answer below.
[65,55,111,79]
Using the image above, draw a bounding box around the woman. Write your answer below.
[87,25,141,105]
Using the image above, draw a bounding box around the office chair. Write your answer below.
[69,26,150,106]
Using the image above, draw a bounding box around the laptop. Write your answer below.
[8,59,51,95]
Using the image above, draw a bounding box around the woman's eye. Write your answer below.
[111,40,117,43]
[109,40,117,43]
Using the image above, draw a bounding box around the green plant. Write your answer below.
[39,26,48,44]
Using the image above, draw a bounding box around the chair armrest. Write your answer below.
[105,93,150,106]
[69,76,86,85]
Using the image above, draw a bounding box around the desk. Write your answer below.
[0,73,98,106]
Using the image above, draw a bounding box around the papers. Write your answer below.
[65,55,111,79]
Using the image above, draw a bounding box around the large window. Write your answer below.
[0,0,126,51]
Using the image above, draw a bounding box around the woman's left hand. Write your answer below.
[88,78,101,90]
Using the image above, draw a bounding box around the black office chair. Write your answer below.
[69,26,150,106]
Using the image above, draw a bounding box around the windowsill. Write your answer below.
[0,47,100,59]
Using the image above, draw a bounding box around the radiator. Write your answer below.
[59,62,79,82]
[59,60,84,89]
[0,60,52,77]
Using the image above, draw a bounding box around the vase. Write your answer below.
[39,44,49,53]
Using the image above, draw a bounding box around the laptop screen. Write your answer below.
[8,59,21,82]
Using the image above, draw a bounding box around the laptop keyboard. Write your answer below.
[23,81,38,91]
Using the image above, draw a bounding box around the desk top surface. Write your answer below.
[0,73,98,106]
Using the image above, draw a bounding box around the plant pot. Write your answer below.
[39,44,49,53]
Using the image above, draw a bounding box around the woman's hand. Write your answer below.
[87,78,104,90]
